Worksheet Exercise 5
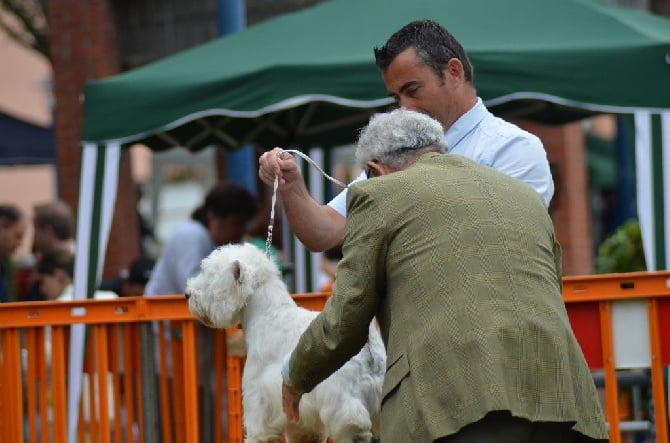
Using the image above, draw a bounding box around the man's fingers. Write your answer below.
[258,147,300,187]
[258,148,284,185]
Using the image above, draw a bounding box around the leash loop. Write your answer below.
[264,150,350,258]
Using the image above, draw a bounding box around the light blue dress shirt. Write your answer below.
[327,99,554,216]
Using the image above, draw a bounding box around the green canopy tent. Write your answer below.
[82,0,670,149]
[71,0,670,439]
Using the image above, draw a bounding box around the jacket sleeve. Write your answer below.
[288,184,386,394]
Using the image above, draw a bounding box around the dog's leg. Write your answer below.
[328,428,373,443]
[244,437,282,443]
[320,399,374,443]
[244,424,284,443]
[284,422,326,443]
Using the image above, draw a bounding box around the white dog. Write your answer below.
[186,243,385,443]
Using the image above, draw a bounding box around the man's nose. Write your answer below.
[396,97,413,109]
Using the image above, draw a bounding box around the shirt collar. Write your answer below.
[444,97,487,151]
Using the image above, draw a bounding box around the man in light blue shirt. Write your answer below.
[445,98,553,205]
[328,99,553,217]
[258,19,553,251]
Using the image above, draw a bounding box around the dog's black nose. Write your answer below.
[184,292,190,300]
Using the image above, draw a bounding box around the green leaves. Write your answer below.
[595,219,647,274]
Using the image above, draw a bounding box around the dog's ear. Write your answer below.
[232,260,242,283]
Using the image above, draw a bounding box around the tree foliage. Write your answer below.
[595,219,647,274]
[0,0,49,60]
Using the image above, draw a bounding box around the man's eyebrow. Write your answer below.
[398,80,420,94]
[387,80,420,100]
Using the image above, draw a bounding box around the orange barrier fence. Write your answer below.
[564,271,670,443]
[0,274,669,442]
[0,293,329,443]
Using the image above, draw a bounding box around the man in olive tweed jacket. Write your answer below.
[281,109,608,442]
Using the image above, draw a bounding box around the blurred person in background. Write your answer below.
[99,256,154,297]
[36,246,116,301]
[22,200,76,302]
[0,204,27,302]
[144,181,258,296]
[31,200,76,260]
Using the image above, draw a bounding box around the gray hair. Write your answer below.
[355,108,447,170]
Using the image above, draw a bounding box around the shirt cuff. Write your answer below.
[281,351,293,384]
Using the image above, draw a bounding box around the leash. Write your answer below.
[283,149,348,189]
[265,175,279,257]
[264,149,350,258]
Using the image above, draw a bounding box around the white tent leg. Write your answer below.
[68,142,121,443]
[635,111,670,272]
[635,111,654,270]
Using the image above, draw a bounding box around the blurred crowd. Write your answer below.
[0,199,156,303]
[0,179,295,304]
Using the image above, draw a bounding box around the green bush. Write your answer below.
[595,219,647,274]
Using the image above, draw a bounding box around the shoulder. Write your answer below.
[173,219,208,236]
[481,112,542,148]
[351,170,408,201]
[347,181,376,211]
[164,220,211,248]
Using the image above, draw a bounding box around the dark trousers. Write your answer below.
[435,411,607,443]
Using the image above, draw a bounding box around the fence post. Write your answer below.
[140,322,159,442]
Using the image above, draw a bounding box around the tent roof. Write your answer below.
[82,0,670,150]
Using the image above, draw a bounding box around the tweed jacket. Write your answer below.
[288,153,608,442]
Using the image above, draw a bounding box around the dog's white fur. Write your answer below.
[186,243,385,443]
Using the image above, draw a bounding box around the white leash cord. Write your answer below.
[265,175,279,257]
[283,149,348,189]
[264,149,349,258]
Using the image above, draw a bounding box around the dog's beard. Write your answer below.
[198,313,215,328]
[189,297,240,329]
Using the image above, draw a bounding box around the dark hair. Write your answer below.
[0,204,23,227]
[127,256,154,284]
[374,19,474,83]
[33,201,75,240]
[191,181,258,225]
[37,247,74,279]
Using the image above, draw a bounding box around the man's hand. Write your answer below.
[258,147,300,186]
[282,381,302,423]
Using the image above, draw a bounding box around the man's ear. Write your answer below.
[366,161,393,177]
[443,58,464,81]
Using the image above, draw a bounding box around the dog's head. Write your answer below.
[185,243,281,328]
